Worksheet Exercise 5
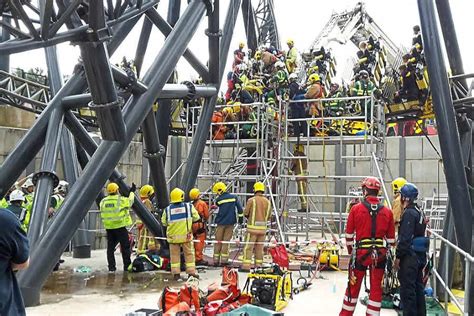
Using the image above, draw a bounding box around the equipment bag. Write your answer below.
[222,266,239,287]
[206,284,240,304]
[159,285,200,313]
[131,254,163,272]
[268,244,289,269]
[412,236,429,253]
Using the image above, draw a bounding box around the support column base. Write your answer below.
[73,244,91,258]
[21,285,41,307]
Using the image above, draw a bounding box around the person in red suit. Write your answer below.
[339,177,395,316]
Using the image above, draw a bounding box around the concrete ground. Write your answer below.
[26,249,398,316]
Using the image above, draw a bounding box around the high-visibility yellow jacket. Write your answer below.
[161,202,200,244]
[286,47,298,64]
[99,193,134,230]
[23,193,34,230]
[244,195,271,235]
[0,198,8,208]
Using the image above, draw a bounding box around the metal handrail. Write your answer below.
[429,228,473,315]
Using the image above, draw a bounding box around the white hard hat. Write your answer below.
[289,73,298,80]
[22,178,34,189]
[9,190,25,202]
[238,63,248,71]
[275,61,285,69]
[56,180,69,194]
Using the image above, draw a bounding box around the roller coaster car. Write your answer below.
[384,95,434,123]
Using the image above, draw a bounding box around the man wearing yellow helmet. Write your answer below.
[286,39,298,73]
[240,182,272,272]
[161,188,200,280]
[211,182,243,267]
[233,41,246,69]
[189,188,209,266]
[391,177,407,231]
[305,73,325,117]
[136,184,157,254]
[99,181,136,272]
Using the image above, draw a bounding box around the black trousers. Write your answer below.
[106,227,132,271]
[399,253,426,316]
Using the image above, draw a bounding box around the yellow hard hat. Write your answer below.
[170,188,185,203]
[233,102,242,113]
[253,182,265,193]
[212,182,227,195]
[107,182,119,194]
[189,188,201,201]
[308,73,320,84]
[287,39,294,46]
[239,41,245,49]
[255,51,262,60]
[392,177,407,194]
[139,184,154,198]
[223,106,234,115]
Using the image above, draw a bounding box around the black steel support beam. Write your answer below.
[418,0,472,252]
[241,0,258,52]
[134,16,153,78]
[181,0,242,194]
[19,2,207,306]
[80,1,126,141]
[0,16,138,199]
[208,0,220,83]
[145,9,210,82]
[142,111,169,208]
[435,0,468,92]
[27,108,63,249]
[0,17,11,71]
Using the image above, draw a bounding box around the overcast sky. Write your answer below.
[8,0,474,91]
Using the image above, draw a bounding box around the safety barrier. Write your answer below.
[429,228,473,314]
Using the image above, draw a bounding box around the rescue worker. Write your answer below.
[394,183,427,316]
[99,182,135,272]
[327,83,345,116]
[189,188,209,266]
[270,61,288,98]
[212,182,243,267]
[6,190,27,230]
[136,184,156,254]
[233,42,246,69]
[21,178,35,231]
[391,177,407,232]
[356,41,371,74]
[50,180,68,218]
[290,144,308,212]
[240,182,271,272]
[286,39,298,73]
[351,70,375,116]
[211,109,227,140]
[412,25,422,51]
[305,73,325,117]
[161,188,200,281]
[340,177,395,316]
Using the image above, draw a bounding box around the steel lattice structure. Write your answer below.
[0,0,281,306]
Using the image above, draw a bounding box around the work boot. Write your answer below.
[196,260,208,266]
[108,268,116,274]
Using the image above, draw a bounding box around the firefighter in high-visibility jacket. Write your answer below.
[99,182,135,272]
[161,188,200,280]
[189,188,209,266]
[286,39,298,73]
[240,182,271,272]
[290,144,308,212]
[212,182,243,266]
[21,178,35,231]
[339,177,395,316]
[49,180,68,218]
[391,177,407,232]
[136,184,157,254]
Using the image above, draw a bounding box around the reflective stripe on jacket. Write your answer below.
[215,192,243,225]
[99,193,134,230]
[244,195,271,234]
[161,202,200,244]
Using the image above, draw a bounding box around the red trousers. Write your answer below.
[193,232,206,262]
[340,251,385,316]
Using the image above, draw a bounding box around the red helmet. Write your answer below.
[361,177,381,191]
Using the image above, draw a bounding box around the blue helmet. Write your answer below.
[400,183,419,201]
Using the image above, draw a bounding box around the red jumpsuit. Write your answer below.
[340,196,395,316]
[192,199,209,262]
